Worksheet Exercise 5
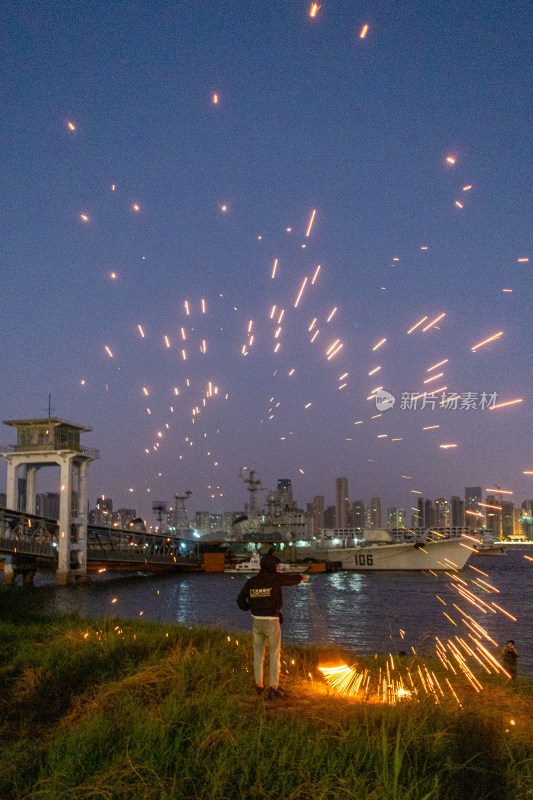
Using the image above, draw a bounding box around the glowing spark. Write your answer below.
[305,402,312,409]
[407,316,428,333]
[339,372,348,380]
[142,387,149,396]
[373,338,387,350]
[80,214,89,222]
[440,444,457,449]
[311,264,321,284]
[326,339,340,355]
[164,336,170,348]
[278,309,284,323]
[455,201,463,208]
[489,398,522,410]
[305,208,316,236]
[271,258,278,278]
[310,329,319,342]
[424,372,444,383]
[471,331,503,350]
[104,346,113,358]
[137,324,145,338]
[294,276,308,307]
[446,156,456,164]
[463,185,472,190]
[327,343,343,359]
[201,298,206,313]
[422,312,445,331]
[326,307,337,322]
[308,318,317,331]
[486,488,512,494]
[182,350,187,360]
[423,425,440,430]
[360,24,368,38]
[517,257,529,262]
[184,300,190,315]
[368,366,381,376]
[427,359,448,371]
[111,184,115,191]
[309,3,320,18]
[133,204,140,211]
[212,94,219,103]
[274,342,280,353]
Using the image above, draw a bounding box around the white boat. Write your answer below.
[469,530,507,556]
[302,528,473,571]
[225,552,306,574]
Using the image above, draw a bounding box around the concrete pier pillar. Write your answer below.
[3,556,15,586]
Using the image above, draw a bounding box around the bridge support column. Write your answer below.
[5,461,18,510]
[3,556,15,586]
[57,453,76,586]
[25,465,40,515]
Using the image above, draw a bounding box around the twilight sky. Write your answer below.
[1,0,532,522]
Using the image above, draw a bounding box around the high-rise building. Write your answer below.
[501,501,514,539]
[521,501,533,540]
[450,496,465,527]
[465,487,482,515]
[484,494,502,539]
[335,477,349,528]
[434,498,450,527]
[351,500,365,530]
[324,505,336,528]
[36,492,60,520]
[369,497,381,529]
[277,478,294,510]
[311,495,325,534]
[112,508,137,529]
[387,507,405,529]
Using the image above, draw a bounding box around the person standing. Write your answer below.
[236,553,307,698]
[501,640,518,680]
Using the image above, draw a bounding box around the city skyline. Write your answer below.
[1,2,532,522]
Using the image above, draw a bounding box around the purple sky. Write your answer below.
[1,1,532,521]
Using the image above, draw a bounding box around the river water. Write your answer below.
[8,546,533,676]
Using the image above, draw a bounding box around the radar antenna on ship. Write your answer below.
[240,468,262,512]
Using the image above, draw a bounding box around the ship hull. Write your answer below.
[316,537,471,571]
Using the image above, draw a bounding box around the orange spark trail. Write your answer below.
[309,3,320,18]
[489,398,523,410]
[427,359,448,371]
[311,264,321,284]
[327,307,337,322]
[305,209,316,236]
[294,276,308,307]
[271,258,278,278]
[360,24,368,38]
[137,325,145,338]
[422,312,445,331]
[105,346,113,358]
[373,338,387,350]
[471,331,503,350]
[407,316,428,333]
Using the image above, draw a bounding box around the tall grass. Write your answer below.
[1,587,532,799]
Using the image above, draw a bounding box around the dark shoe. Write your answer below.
[255,685,265,696]
[267,687,287,699]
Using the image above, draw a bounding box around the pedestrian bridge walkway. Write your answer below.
[0,507,202,575]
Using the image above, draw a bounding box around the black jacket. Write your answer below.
[236,569,302,618]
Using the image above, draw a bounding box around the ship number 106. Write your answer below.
[358,554,373,566]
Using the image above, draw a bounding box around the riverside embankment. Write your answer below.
[1,588,533,800]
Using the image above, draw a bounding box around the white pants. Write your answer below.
[252,617,281,687]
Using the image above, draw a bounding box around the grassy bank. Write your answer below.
[1,589,533,799]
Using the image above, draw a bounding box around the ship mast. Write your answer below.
[241,469,262,512]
